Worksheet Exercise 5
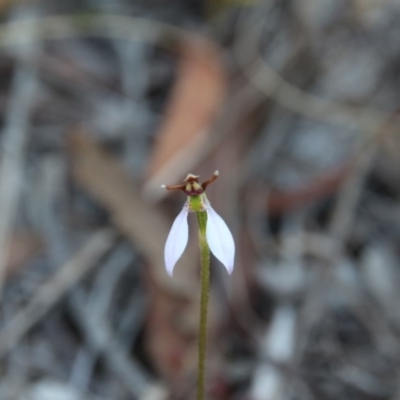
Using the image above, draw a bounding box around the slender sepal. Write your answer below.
[164,206,189,276]
[205,204,235,274]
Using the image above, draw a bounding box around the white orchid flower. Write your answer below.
[162,171,235,277]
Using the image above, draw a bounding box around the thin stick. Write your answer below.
[0,64,38,300]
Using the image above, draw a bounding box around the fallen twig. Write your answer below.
[0,229,116,357]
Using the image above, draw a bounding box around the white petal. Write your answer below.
[164,207,189,276]
[206,205,235,274]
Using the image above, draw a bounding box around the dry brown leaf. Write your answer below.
[143,37,227,201]
[267,166,350,215]
[6,231,43,277]
[68,130,196,294]
[145,285,223,398]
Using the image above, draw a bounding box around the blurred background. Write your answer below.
[0,0,400,399]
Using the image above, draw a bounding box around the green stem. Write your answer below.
[196,211,210,400]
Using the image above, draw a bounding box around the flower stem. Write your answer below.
[196,210,210,400]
